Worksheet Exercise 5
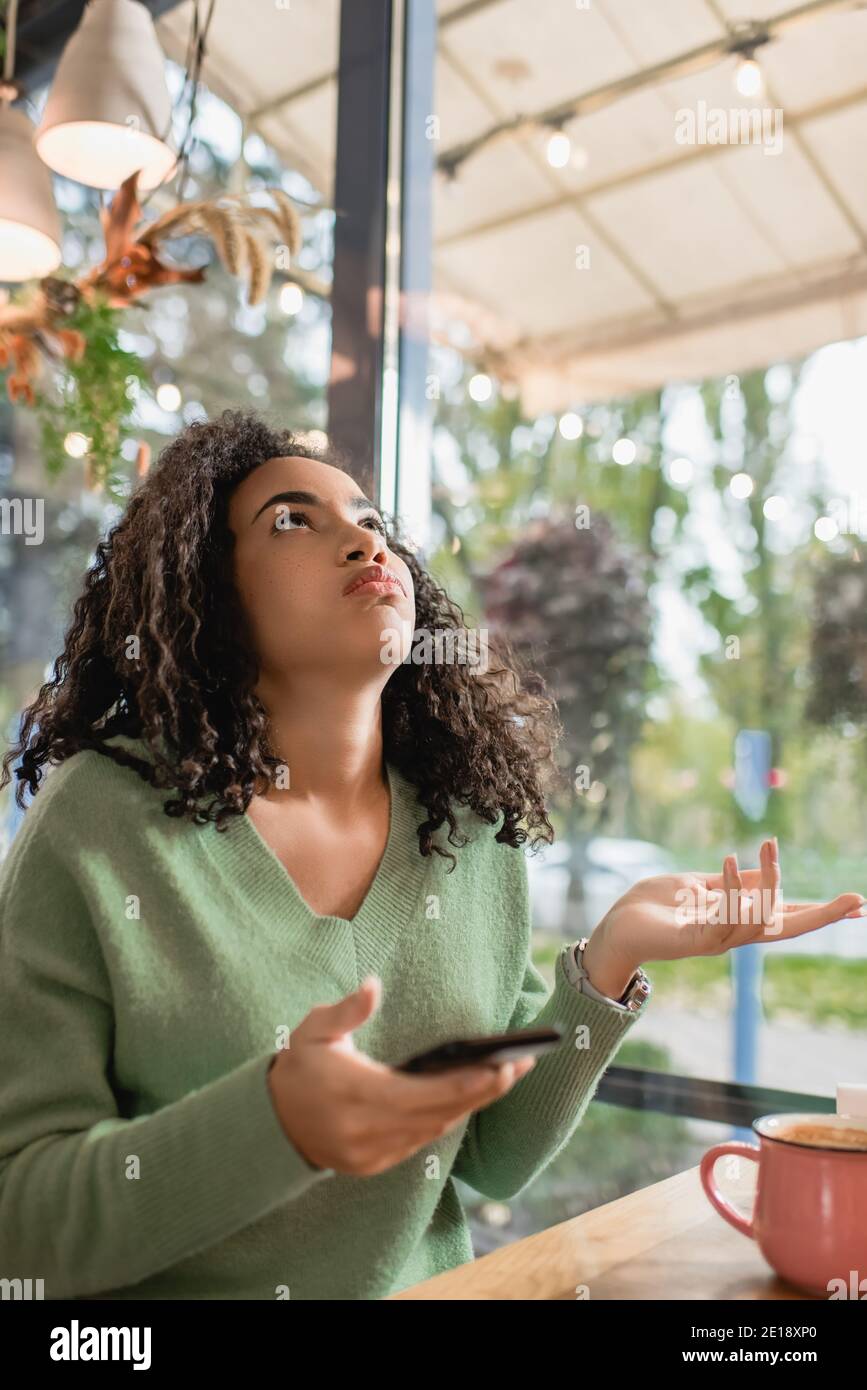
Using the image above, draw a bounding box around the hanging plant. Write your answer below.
[0,168,304,492]
[33,291,151,497]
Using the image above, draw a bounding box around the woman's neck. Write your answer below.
[254,677,388,812]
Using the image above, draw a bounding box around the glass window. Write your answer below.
[421,0,867,1240]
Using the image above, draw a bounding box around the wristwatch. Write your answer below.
[565,937,652,1014]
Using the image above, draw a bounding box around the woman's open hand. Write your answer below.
[582,838,865,998]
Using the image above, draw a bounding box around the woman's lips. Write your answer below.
[345,578,404,598]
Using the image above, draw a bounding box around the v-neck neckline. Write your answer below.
[239,761,399,930]
[201,760,430,990]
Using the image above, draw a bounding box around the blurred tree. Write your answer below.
[806,552,867,728]
[428,361,683,865]
[476,513,652,933]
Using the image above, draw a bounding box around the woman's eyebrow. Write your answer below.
[250,490,379,525]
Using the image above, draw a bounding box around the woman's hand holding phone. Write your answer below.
[266,977,536,1177]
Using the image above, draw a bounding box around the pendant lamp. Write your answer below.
[0,0,61,281]
[35,0,178,191]
[0,105,62,281]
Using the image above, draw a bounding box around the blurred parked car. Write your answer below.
[526,836,678,935]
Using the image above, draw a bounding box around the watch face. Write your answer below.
[629,975,651,1008]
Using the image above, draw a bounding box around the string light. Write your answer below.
[546,130,571,168]
[735,54,763,97]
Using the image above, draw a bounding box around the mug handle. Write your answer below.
[700,1141,759,1239]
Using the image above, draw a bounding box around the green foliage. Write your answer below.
[32,294,151,503]
[630,706,736,849]
[761,954,867,1029]
[625,952,867,1030]
[689,366,821,840]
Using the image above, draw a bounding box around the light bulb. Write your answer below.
[735,56,763,98]
[546,131,571,168]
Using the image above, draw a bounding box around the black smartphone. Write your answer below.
[395,1024,564,1074]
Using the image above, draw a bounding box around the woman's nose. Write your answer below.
[345,534,387,563]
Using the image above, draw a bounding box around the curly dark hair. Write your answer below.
[1,408,565,866]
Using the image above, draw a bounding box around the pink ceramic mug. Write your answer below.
[701,1112,867,1297]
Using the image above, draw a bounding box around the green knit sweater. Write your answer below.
[0,735,642,1300]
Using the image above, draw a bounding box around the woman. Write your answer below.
[0,408,861,1302]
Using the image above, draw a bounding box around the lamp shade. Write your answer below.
[35,0,178,191]
[0,106,62,281]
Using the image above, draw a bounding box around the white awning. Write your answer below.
[156,0,867,411]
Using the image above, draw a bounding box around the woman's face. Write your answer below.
[228,454,416,687]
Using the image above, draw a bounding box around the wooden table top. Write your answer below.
[390,1163,820,1300]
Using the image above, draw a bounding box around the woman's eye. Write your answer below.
[270,509,386,536]
[272,509,309,534]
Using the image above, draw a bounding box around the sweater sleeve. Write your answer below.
[0,805,334,1300]
[450,847,643,1201]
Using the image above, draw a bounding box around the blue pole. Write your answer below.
[732,941,763,1142]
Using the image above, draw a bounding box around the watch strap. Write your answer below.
[567,938,651,1013]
